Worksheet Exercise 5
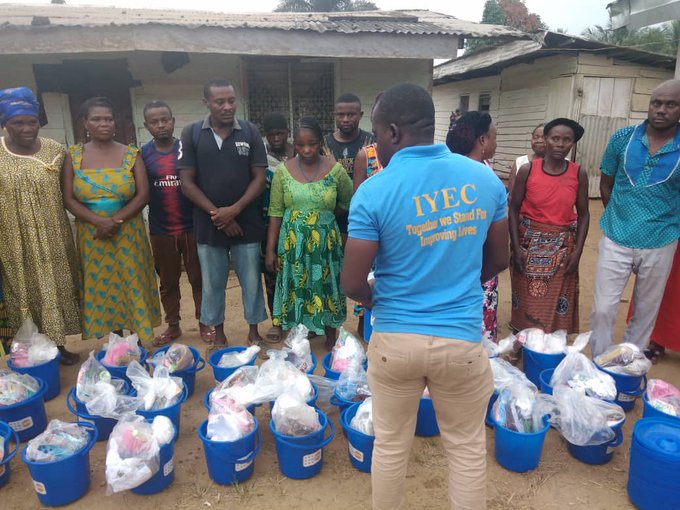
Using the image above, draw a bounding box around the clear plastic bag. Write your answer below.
[211,365,260,408]
[331,327,366,372]
[85,382,141,419]
[306,374,339,414]
[10,319,59,367]
[217,345,260,368]
[252,350,313,404]
[76,351,114,401]
[282,325,313,373]
[0,369,40,406]
[105,415,174,494]
[336,361,371,402]
[207,397,256,442]
[272,392,321,436]
[149,343,194,373]
[25,420,89,462]
[550,352,617,401]
[517,328,567,354]
[126,361,183,411]
[492,383,548,433]
[646,379,680,417]
[102,332,141,367]
[350,397,373,435]
[484,333,520,358]
[490,357,537,393]
[594,343,652,376]
[550,386,625,446]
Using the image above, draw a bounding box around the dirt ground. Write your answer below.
[2,199,679,510]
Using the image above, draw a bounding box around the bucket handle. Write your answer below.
[607,427,624,449]
[73,421,99,453]
[275,416,335,451]
[0,424,20,464]
[330,394,343,408]
[621,374,648,398]
[66,387,102,421]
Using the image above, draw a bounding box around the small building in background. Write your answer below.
[433,31,676,195]
[0,4,522,146]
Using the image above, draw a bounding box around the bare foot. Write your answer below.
[324,327,337,351]
[248,324,263,345]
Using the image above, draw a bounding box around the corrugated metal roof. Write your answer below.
[434,30,676,83]
[0,4,526,38]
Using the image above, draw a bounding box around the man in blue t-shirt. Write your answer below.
[342,83,509,510]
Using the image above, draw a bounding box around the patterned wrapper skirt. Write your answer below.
[510,217,579,334]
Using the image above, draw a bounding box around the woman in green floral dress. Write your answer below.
[265,117,353,350]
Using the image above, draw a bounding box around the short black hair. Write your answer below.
[446,111,493,156]
[203,78,233,99]
[263,112,288,133]
[143,100,173,119]
[79,96,114,119]
[335,93,361,107]
[373,83,434,137]
[295,116,323,143]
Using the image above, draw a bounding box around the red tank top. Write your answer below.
[520,158,579,226]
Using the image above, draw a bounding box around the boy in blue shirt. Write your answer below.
[342,83,509,510]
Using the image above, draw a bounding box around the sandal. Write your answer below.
[199,324,216,344]
[205,340,228,359]
[152,326,182,348]
[644,342,665,365]
[58,346,80,366]
[264,327,283,345]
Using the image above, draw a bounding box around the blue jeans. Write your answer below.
[197,242,268,327]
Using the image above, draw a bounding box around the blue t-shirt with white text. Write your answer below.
[348,144,507,342]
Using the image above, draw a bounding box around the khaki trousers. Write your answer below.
[367,332,493,510]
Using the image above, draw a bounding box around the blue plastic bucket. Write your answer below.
[493,416,550,473]
[322,352,367,380]
[131,440,175,495]
[627,418,680,510]
[363,308,373,342]
[270,408,335,479]
[134,384,188,441]
[330,387,360,414]
[7,352,61,402]
[339,402,374,473]
[65,379,130,441]
[198,418,261,485]
[522,346,564,388]
[96,346,148,383]
[0,421,20,488]
[305,352,318,375]
[595,363,647,412]
[0,376,48,442]
[270,384,319,411]
[486,390,499,428]
[567,418,625,465]
[539,369,554,395]
[21,421,98,506]
[416,396,439,437]
[203,388,257,415]
[151,345,205,398]
[209,346,257,384]
[642,393,680,423]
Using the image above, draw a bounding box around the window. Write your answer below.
[459,95,470,112]
[478,93,491,111]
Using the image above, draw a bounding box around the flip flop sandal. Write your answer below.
[205,341,228,359]
[200,326,216,344]
[152,329,182,348]
[264,327,282,345]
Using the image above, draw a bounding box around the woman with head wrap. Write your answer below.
[446,111,501,344]
[0,87,81,364]
[508,117,589,333]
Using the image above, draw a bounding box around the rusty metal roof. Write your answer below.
[434,31,676,83]
[0,3,526,39]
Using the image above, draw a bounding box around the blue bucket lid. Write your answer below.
[633,418,680,462]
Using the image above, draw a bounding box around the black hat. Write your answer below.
[544,118,584,142]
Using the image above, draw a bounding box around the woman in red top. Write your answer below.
[509,118,589,333]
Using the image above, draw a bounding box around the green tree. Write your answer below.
[466,0,546,54]
[274,0,378,11]
[582,20,679,56]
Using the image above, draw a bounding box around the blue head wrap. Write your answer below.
[0,87,39,126]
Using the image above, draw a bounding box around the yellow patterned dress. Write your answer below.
[0,137,80,346]
[71,144,160,342]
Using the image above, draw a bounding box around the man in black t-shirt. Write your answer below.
[323,93,374,238]
[178,78,268,353]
